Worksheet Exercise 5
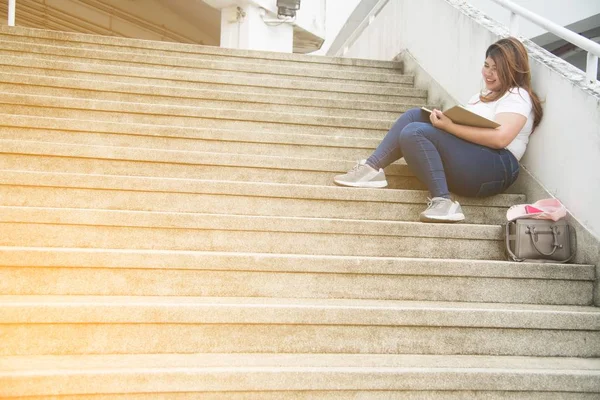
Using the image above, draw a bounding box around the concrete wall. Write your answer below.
[338,0,600,302]
[344,0,501,106]
[202,0,325,53]
[245,0,325,39]
[311,0,362,55]
[292,0,326,40]
[210,0,325,39]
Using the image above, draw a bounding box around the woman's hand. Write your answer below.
[439,111,527,149]
[429,109,454,131]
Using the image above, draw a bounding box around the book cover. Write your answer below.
[421,106,500,129]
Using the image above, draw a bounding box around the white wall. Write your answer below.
[312,0,361,55]
[234,0,326,40]
[466,0,600,40]
[342,0,600,244]
[293,0,326,40]
[203,0,325,52]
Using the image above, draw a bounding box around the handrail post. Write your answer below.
[586,52,598,84]
[8,0,15,26]
[509,11,518,36]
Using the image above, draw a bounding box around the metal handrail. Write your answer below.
[8,0,15,26]
[490,0,599,83]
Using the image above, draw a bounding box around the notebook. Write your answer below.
[421,106,500,129]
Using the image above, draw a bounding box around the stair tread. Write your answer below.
[0,138,415,176]
[0,170,525,206]
[0,112,390,140]
[0,91,397,130]
[2,295,599,329]
[0,39,412,84]
[2,354,598,398]
[2,84,402,121]
[0,25,404,69]
[2,353,600,372]
[4,294,598,311]
[1,71,418,113]
[0,205,504,237]
[0,57,419,97]
[0,247,593,279]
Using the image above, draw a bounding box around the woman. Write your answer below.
[334,37,543,223]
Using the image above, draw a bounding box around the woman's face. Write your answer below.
[482,56,501,92]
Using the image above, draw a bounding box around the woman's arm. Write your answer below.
[430,109,527,149]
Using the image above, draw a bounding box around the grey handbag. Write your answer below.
[505,218,575,263]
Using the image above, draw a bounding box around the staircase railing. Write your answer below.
[491,0,600,83]
[7,0,15,26]
[335,0,390,58]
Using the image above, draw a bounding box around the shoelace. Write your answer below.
[348,161,365,174]
[426,197,447,210]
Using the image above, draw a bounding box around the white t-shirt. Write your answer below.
[464,88,534,160]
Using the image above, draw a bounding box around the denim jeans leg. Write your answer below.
[366,108,428,170]
[402,125,521,198]
[398,122,451,198]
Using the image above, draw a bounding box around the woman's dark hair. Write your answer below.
[481,37,543,131]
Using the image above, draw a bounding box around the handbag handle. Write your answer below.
[505,221,524,262]
[527,225,560,256]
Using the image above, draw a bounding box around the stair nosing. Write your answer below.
[0,246,594,280]
[0,170,526,207]
[1,295,599,330]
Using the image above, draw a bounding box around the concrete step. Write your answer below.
[0,25,405,72]
[0,46,413,89]
[0,71,418,113]
[0,92,395,130]
[0,139,424,189]
[0,57,427,103]
[0,170,523,225]
[0,78,403,122]
[0,112,387,140]
[0,54,422,98]
[0,247,593,305]
[2,353,599,398]
[0,39,412,85]
[0,205,506,259]
[0,124,381,162]
[0,203,498,261]
[1,296,599,357]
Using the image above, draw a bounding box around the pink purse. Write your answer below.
[506,198,567,222]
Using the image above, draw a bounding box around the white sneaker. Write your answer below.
[420,197,465,222]
[334,160,388,188]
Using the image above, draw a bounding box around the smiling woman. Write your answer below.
[333,37,543,223]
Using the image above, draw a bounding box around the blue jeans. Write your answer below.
[366,108,520,198]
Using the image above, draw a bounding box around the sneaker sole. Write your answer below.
[333,179,388,188]
[419,213,466,223]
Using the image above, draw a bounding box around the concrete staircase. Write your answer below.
[0,26,599,398]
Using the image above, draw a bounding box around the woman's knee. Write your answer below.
[400,121,450,146]
[391,108,425,131]
[398,122,429,144]
[404,107,423,120]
